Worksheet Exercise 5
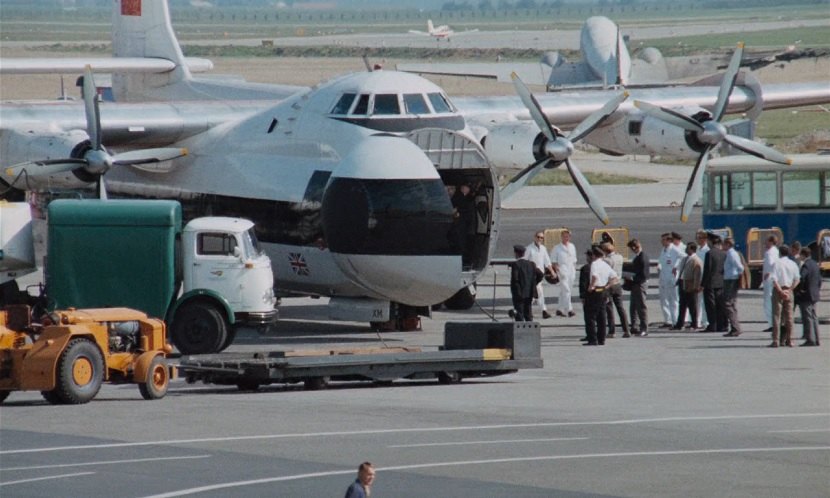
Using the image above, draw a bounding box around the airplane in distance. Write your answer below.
[398,16,798,90]
[1,0,827,335]
[409,19,479,42]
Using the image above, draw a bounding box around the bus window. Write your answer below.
[783,171,822,208]
[824,172,830,207]
[751,172,777,209]
[711,171,776,211]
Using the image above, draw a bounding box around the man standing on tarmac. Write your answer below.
[525,231,554,319]
[769,245,800,347]
[550,229,577,317]
[627,238,649,337]
[510,245,540,322]
[602,242,629,338]
[658,233,678,328]
[701,235,726,332]
[344,462,375,498]
[722,237,744,337]
[584,246,618,346]
[674,242,702,330]
[762,235,780,333]
[695,230,710,330]
[795,247,822,346]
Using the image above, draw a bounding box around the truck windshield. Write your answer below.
[243,228,263,258]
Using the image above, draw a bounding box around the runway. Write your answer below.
[2,206,828,498]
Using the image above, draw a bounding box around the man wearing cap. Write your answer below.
[510,245,540,322]
[658,233,677,328]
[550,229,577,318]
[524,231,555,319]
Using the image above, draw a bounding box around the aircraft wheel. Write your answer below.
[444,284,476,310]
[55,338,104,404]
[171,302,228,355]
[139,355,169,400]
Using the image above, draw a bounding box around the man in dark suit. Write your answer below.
[510,245,540,321]
[626,238,650,337]
[701,235,726,332]
[795,247,822,346]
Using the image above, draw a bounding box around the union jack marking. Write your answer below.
[288,253,310,276]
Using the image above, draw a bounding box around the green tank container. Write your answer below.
[46,199,182,321]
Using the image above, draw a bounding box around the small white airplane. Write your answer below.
[0,1,826,331]
[409,19,478,42]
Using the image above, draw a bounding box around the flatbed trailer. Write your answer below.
[177,321,542,391]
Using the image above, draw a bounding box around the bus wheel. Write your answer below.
[171,302,228,355]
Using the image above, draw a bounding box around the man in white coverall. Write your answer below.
[550,229,577,317]
[525,230,555,319]
[762,235,780,332]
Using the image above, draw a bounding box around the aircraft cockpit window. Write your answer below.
[331,93,357,115]
[403,94,430,115]
[427,92,454,113]
[373,94,400,115]
[352,94,370,115]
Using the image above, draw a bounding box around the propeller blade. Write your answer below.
[82,65,102,150]
[615,24,624,86]
[112,148,189,168]
[511,72,559,142]
[4,159,88,179]
[712,42,744,123]
[97,176,108,200]
[569,91,629,144]
[723,134,792,165]
[634,100,704,133]
[500,157,550,201]
[563,158,609,225]
[680,146,712,223]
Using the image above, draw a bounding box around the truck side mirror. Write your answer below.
[233,246,242,259]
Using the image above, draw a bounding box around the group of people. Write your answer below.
[510,228,823,347]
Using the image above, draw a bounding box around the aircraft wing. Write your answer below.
[408,30,430,36]
[0,57,214,74]
[397,62,552,85]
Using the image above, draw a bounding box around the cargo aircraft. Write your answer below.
[1,0,827,334]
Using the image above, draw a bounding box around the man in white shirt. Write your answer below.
[524,230,554,319]
[722,237,744,337]
[601,242,629,337]
[762,235,780,332]
[658,233,677,327]
[585,246,618,346]
[769,245,800,347]
[550,229,577,318]
[695,230,710,330]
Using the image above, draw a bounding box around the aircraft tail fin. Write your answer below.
[427,19,435,34]
[111,0,192,101]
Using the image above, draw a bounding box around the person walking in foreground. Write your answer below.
[795,247,822,346]
[627,238,649,337]
[769,245,800,347]
[345,462,375,498]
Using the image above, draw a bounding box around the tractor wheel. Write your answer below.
[138,355,169,400]
[171,302,228,355]
[41,390,62,405]
[0,391,9,404]
[55,338,104,404]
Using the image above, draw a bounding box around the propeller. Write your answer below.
[501,72,629,225]
[633,43,791,222]
[5,66,187,198]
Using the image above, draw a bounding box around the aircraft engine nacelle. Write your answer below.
[1,129,96,190]
[481,121,548,173]
[585,107,710,160]
[540,51,565,69]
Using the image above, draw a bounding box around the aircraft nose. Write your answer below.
[321,137,464,305]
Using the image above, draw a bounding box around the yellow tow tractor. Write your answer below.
[0,306,172,404]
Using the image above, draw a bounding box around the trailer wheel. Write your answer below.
[41,390,61,404]
[304,376,329,391]
[139,355,169,400]
[438,371,462,385]
[0,391,9,404]
[55,338,104,404]
[171,302,228,355]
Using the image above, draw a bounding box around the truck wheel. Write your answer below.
[171,302,228,355]
[138,355,169,400]
[55,339,104,404]
[0,391,9,404]
[219,328,238,352]
[41,390,62,405]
